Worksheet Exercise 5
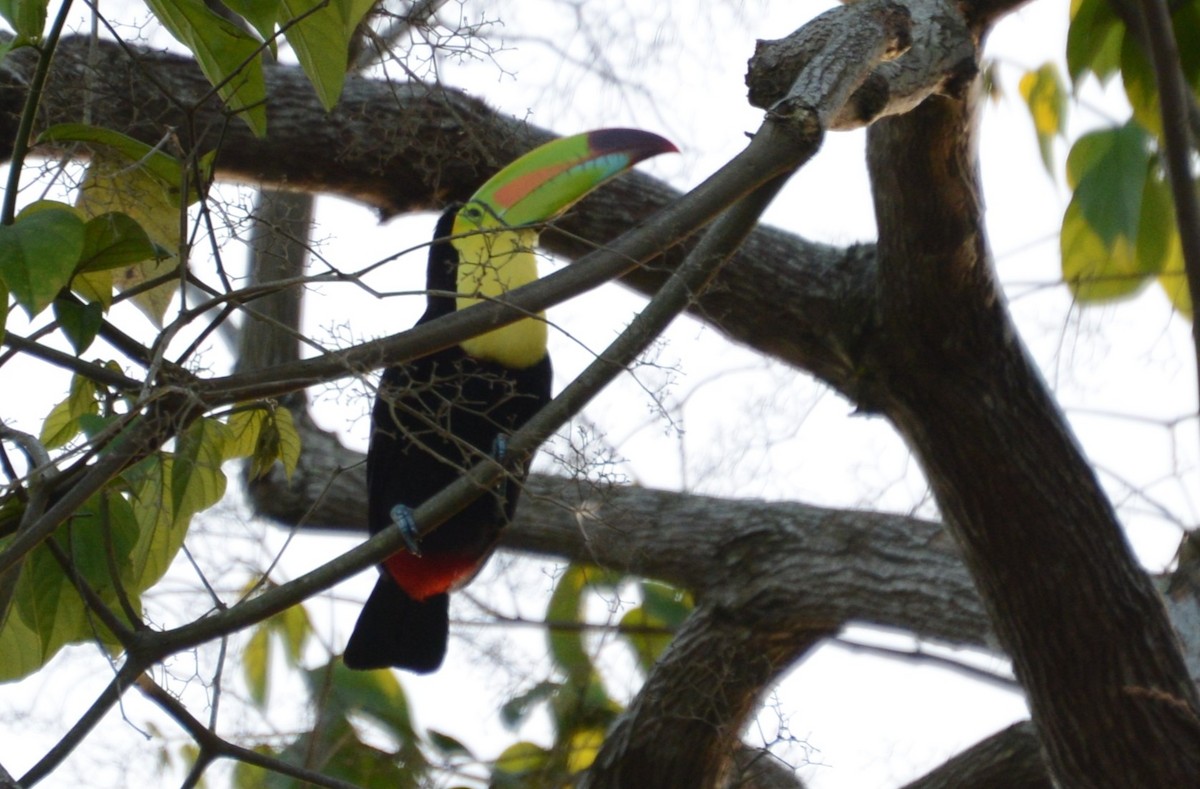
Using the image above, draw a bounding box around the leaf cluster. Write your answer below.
[1016,0,1200,313]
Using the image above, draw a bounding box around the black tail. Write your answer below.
[343,576,449,673]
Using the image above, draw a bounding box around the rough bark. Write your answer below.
[235,190,313,384]
[580,612,830,789]
[254,427,993,650]
[0,35,873,392]
[747,0,974,129]
[902,721,1051,789]
[866,77,1200,785]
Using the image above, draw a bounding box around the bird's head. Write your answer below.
[437,128,676,367]
[449,128,678,264]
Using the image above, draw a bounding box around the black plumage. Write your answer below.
[343,209,552,672]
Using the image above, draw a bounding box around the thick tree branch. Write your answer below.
[0,36,873,393]
[867,66,1200,789]
[901,721,1050,789]
[581,610,830,789]
[253,409,992,649]
[746,0,974,129]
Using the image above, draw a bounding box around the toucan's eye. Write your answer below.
[459,204,484,224]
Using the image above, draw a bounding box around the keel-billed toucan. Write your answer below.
[343,129,677,673]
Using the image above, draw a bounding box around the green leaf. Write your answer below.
[1065,124,1149,243]
[426,729,473,758]
[222,0,282,49]
[227,403,301,479]
[1061,198,1142,302]
[123,455,189,587]
[170,417,230,526]
[1061,125,1155,303]
[281,0,374,110]
[272,601,311,662]
[0,491,144,680]
[1121,4,1200,137]
[246,660,428,787]
[225,405,265,459]
[1174,3,1200,94]
[251,582,312,664]
[1135,168,1175,277]
[250,589,314,661]
[67,491,141,606]
[232,745,284,789]
[5,541,83,675]
[0,572,45,681]
[274,407,301,479]
[39,373,100,449]
[545,564,626,683]
[0,280,8,344]
[549,671,620,734]
[1158,234,1191,317]
[1132,168,1192,317]
[53,297,104,355]
[77,412,116,441]
[0,204,85,318]
[1120,36,1160,137]
[492,741,552,785]
[236,582,311,707]
[143,0,269,136]
[1019,63,1068,175]
[1066,0,1124,86]
[38,124,199,204]
[619,582,691,672]
[500,680,561,729]
[0,0,47,43]
[546,565,596,680]
[244,624,271,706]
[566,727,606,774]
[75,153,182,324]
[314,660,416,740]
[78,212,162,275]
[639,581,693,625]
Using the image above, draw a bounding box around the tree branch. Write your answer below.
[866,45,1200,789]
[901,721,1051,789]
[582,608,829,789]
[134,673,362,789]
[0,35,873,394]
[746,0,974,130]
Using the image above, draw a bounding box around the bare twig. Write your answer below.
[133,674,361,789]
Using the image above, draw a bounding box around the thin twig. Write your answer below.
[20,658,145,785]
[833,634,1020,692]
[133,674,362,789]
[1,0,75,224]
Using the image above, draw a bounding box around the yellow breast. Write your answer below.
[452,228,548,369]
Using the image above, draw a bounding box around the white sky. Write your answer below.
[3,0,1198,787]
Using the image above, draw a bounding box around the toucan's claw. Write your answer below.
[390,504,423,557]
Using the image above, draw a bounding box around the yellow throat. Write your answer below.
[451,227,548,369]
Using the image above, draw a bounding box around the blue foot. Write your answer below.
[491,433,509,463]
[389,504,422,557]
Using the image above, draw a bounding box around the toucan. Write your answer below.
[343,129,678,673]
